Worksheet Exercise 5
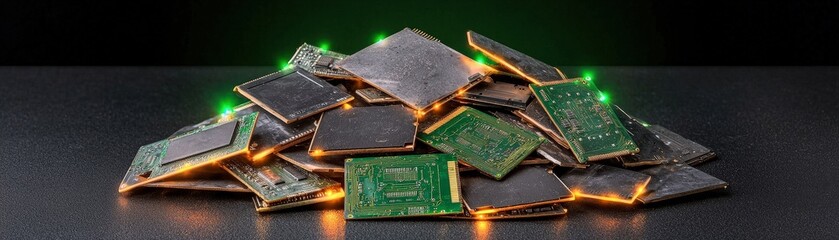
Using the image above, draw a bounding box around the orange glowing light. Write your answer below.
[458,89,467,95]
[467,31,567,85]
[342,103,352,110]
[251,150,272,161]
[433,103,441,110]
[312,150,324,156]
[572,185,648,204]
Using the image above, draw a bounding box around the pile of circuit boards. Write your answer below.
[119,28,727,220]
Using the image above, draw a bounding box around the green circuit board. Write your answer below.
[344,154,463,219]
[288,43,357,80]
[417,106,544,180]
[118,112,258,193]
[221,156,341,203]
[530,78,638,162]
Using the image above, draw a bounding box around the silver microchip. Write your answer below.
[338,28,492,110]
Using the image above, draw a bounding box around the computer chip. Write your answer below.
[559,164,651,204]
[343,154,463,219]
[309,105,417,156]
[118,112,258,193]
[638,163,728,203]
[289,43,358,80]
[648,125,717,166]
[460,165,574,214]
[490,111,584,168]
[337,28,492,111]
[442,204,567,220]
[234,69,353,123]
[355,88,399,104]
[220,156,342,204]
[455,78,531,110]
[467,31,567,85]
[530,78,639,162]
[418,106,544,180]
[613,105,672,167]
[515,100,570,149]
[277,145,344,178]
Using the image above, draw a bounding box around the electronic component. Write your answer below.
[442,204,567,220]
[530,78,639,162]
[252,186,345,213]
[460,165,574,214]
[648,125,716,165]
[355,88,399,104]
[338,28,492,111]
[309,105,417,156]
[234,69,353,123]
[514,100,570,149]
[613,105,672,167]
[455,78,531,110]
[490,111,584,168]
[458,158,553,172]
[467,31,567,84]
[277,144,344,178]
[289,43,358,80]
[118,112,258,193]
[559,164,651,204]
[418,106,544,180]
[220,156,342,204]
[343,154,463,219]
[638,163,728,203]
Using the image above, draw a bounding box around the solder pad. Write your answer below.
[343,154,463,219]
[118,112,258,193]
[220,156,342,203]
[460,165,574,214]
[638,163,728,203]
[467,31,567,84]
[418,106,544,180]
[530,78,638,163]
[234,69,353,123]
[559,164,651,204]
[309,105,417,156]
[289,43,358,80]
[337,28,492,111]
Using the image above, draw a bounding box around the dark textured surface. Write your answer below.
[460,165,572,211]
[310,105,417,153]
[0,66,837,239]
[468,31,566,83]
[236,70,352,123]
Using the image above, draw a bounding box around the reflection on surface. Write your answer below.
[319,209,345,239]
[474,220,491,240]
[255,215,270,240]
[591,210,647,238]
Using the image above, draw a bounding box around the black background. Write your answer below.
[2,0,838,66]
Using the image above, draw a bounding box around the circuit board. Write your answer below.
[648,125,716,166]
[234,69,354,123]
[309,105,417,156]
[118,112,258,193]
[514,100,570,149]
[220,156,341,203]
[530,78,638,162]
[276,144,344,179]
[613,105,672,167]
[289,43,358,80]
[455,78,531,110]
[145,168,250,193]
[460,165,574,214]
[441,204,567,220]
[638,163,728,203]
[559,164,651,204]
[337,28,492,111]
[252,187,345,213]
[490,111,584,168]
[467,31,567,84]
[343,154,463,219]
[418,106,544,180]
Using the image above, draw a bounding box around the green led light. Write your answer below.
[374,33,387,43]
[582,70,595,81]
[277,57,291,71]
[318,41,330,52]
[598,92,609,103]
[473,52,494,66]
